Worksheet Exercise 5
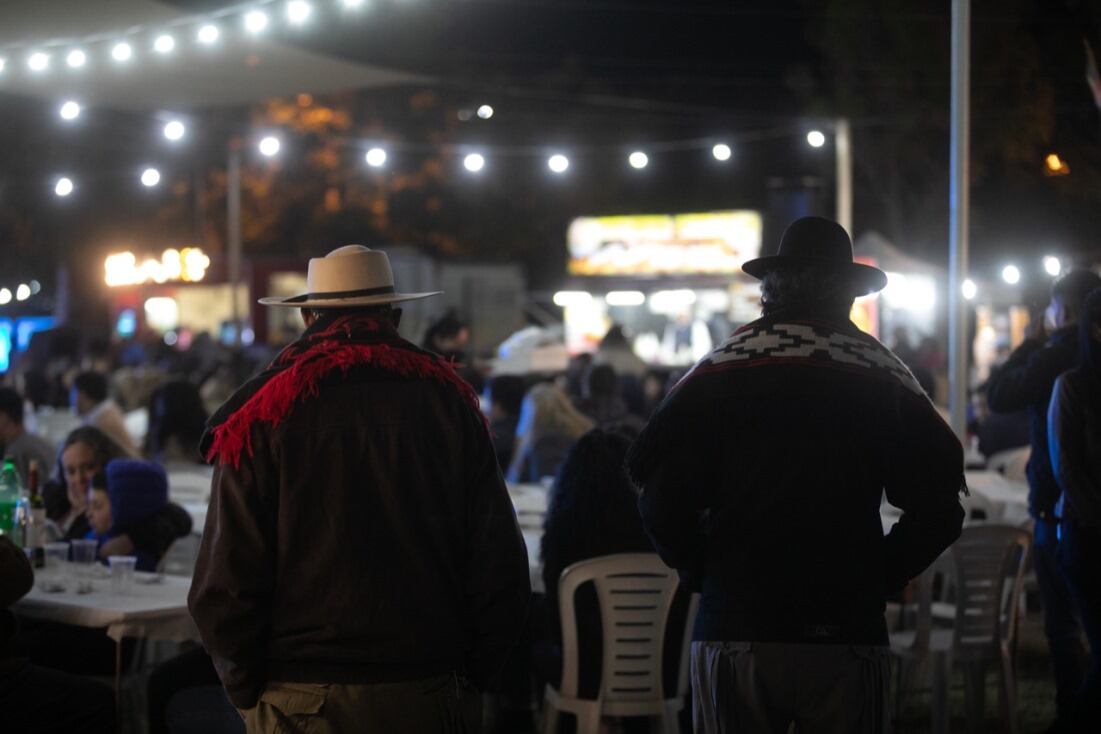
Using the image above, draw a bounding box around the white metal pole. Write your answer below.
[949,0,971,440]
[227,144,242,347]
[835,117,853,235]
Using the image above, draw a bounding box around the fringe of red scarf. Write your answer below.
[206,337,484,468]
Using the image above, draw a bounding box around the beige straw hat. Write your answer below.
[259,245,441,308]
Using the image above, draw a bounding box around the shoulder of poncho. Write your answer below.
[676,318,925,397]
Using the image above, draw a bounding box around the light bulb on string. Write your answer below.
[547,154,569,174]
[0,58,6,74]
[28,52,50,72]
[66,49,86,68]
[141,168,161,187]
[197,24,220,45]
[476,105,494,120]
[153,35,175,54]
[806,130,826,148]
[15,285,30,302]
[112,42,133,62]
[259,136,281,157]
[55,177,74,197]
[0,290,10,305]
[163,120,185,141]
[244,10,270,34]
[287,1,313,25]
[628,151,649,169]
[342,0,366,7]
[365,148,387,167]
[463,153,485,173]
[59,101,81,121]
[712,143,732,161]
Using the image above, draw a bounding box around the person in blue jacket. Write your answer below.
[85,460,190,572]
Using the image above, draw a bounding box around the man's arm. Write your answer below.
[881,395,966,593]
[463,415,531,689]
[986,338,1053,412]
[187,452,275,709]
[1049,376,1101,528]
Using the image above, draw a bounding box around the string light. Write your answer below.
[712,143,732,161]
[365,147,387,167]
[54,177,74,197]
[1043,255,1061,277]
[153,34,176,54]
[111,42,133,62]
[628,151,648,169]
[244,10,270,34]
[287,1,313,25]
[476,105,494,120]
[463,153,485,173]
[0,290,10,305]
[259,136,281,156]
[141,168,161,187]
[66,49,86,68]
[197,24,221,45]
[342,0,366,7]
[961,279,977,301]
[27,52,49,72]
[163,120,185,141]
[15,285,30,302]
[806,130,826,148]
[0,58,5,74]
[547,154,569,174]
[59,101,81,121]
[1002,265,1020,285]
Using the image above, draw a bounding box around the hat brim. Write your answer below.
[742,256,888,297]
[258,291,442,308]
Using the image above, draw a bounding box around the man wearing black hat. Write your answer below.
[987,268,1101,733]
[628,217,965,733]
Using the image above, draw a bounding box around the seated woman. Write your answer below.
[85,460,191,572]
[45,426,192,559]
[534,428,657,697]
[506,383,594,483]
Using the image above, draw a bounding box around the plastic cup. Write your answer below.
[44,541,70,571]
[70,538,98,566]
[108,555,138,595]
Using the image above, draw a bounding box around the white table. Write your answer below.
[15,570,198,644]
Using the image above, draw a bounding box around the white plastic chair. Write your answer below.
[890,525,1031,734]
[157,533,201,577]
[986,447,1029,483]
[541,553,698,734]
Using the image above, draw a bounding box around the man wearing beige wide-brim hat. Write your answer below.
[190,246,531,733]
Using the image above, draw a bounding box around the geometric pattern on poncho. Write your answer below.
[697,322,925,396]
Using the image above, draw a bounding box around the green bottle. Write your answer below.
[0,458,21,537]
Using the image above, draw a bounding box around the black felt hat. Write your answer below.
[742,216,888,297]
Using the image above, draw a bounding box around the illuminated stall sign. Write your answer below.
[567,210,762,277]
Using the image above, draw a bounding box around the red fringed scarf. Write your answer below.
[203,313,484,468]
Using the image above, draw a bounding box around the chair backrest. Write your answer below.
[949,524,1031,654]
[158,533,202,576]
[557,553,697,706]
[986,447,1030,483]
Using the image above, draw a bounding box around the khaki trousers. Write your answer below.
[691,641,891,734]
[240,674,481,734]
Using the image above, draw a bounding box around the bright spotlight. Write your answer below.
[605,290,646,307]
[0,290,10,305]
[153,34,176,54]
[197,24,221,44]
[1002,265,1021,285]
[553,291,592,308]
[712,143,732,161]
[59,101,81,121]
[163,120,185,141]
[55,177,74,197]
[1043,256,1062,277]
[547,154,569,174]
[476,104,494,120]
[66,49,86,68]
[15,284,30,302]
[961,279,977,301]
[141,168,161,187]
[628,151,649,169]
[365,147,387,167]
[111,42,133,62]
[28,52,50,72]
[287,1,312,25]
[259,136,281,157]
[807,130,826,148]
[244,10,270,34]
[463,153,485,173]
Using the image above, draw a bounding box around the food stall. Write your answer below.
[557,210,763,366]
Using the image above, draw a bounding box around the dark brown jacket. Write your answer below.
[188,365,530,709]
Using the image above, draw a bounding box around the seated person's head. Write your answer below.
[58,427,129,513]
[0,387,26,443]
[71,372,109,416]
[86,473,111,536]
[97,460,169,536]
[582,364,618,400]
[486,376,526,422]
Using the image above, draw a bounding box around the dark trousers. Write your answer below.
[1060,522,1101,729]
[1034,523,1087,717]
[0,657,115,734]
[148,646,227,734]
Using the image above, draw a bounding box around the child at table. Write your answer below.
[85,460,191,573]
